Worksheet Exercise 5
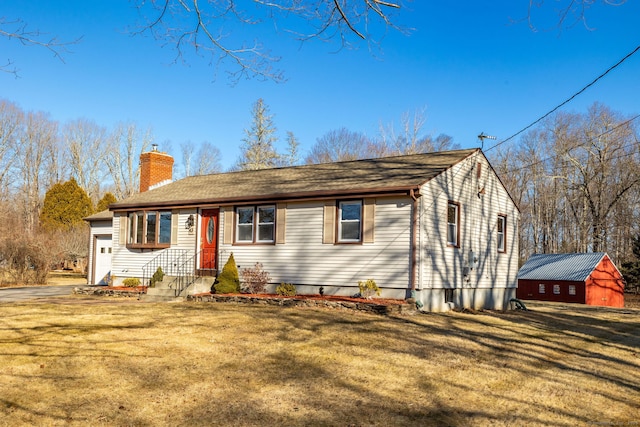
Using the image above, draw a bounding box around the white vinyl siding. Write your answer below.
[219,197,411,291]
[111,209,197,285]
[417,154,519,310]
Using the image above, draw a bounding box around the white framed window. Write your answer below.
[497,215,506,253]
[257,206,275,242]
[235,205,275,243]
[338,200,362,242]
[447,201,460,247]
[539,283,546,294]
[553,284,561,295]
[236,207,255,243]
[568,285,576,295]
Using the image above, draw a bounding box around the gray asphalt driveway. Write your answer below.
[0,285,77,302]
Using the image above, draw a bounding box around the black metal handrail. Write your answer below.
[141,249,194,287]
[142,249,218,296]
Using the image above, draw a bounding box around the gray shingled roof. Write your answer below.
[110,149,478,209]
[517,253,608,282]
[84,209,114,221]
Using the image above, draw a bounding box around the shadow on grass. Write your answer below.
[1,301,638,426]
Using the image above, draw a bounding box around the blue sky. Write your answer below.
[2,1,639,170]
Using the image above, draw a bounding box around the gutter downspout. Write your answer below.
[410,188,423,309]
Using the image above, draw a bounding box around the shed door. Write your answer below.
[200,209,219,270]
[94,235,112,285]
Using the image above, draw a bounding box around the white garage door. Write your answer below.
[94,235,113,285]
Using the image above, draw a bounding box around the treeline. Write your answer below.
[488,103,640,272]
[3,96,638,286]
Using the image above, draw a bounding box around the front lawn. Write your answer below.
[0,298,638,426]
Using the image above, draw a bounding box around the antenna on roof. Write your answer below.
[477,132,496,150]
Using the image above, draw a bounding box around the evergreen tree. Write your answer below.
[40,178,94,231]
[281,131,300,166]
[236,98,280,170]
[621,235,640,292]
[96,192,117,212]
[213,253,241,294]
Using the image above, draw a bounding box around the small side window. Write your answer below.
[338,201,362,243]
[539,283,546,294]
[497,215,506,253]
[568,285,576,295]
[447,202,460,247]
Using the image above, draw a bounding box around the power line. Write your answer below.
[485,43,640,152]
[496,114,640,174]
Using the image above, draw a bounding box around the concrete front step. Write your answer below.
[146,287,178,297]
[141,276,217,302]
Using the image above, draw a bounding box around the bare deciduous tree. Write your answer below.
[525,0,628,32]
[133,0,404,82]
[0,17,79,74]
[13,110,59,236]
[378,107,458,155]
[104,122,153,200]
[0,99,21,199]
[63,118,109,202]
[489,102,640,265]
[305,127,374,164]
[180,140,222,177]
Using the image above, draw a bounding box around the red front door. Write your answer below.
[200,209,219,270]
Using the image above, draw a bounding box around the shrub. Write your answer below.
[122,277,141,288]
[276,283,296,296]
[213,253,241,294]
[241,262,271,294]
[149,267,164,287]
[358,279,380,299]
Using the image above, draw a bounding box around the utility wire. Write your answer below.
[485,43,640,152]
[500,114,640,174]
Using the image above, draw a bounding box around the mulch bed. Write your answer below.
[191,292,408,305]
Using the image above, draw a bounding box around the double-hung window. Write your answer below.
[236,207,254,242]
[338,200,362,242]
[497,215,507,253]
[447,201,460,247]
[127,210,172,248]
[236,205,275,243]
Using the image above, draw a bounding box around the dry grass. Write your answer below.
[0,297,638,426]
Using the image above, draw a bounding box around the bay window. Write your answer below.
[127,210,172,248]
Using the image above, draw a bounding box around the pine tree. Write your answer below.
[281,131,300,166]
[621,235,640,292]
[40,178,94,231]
[213,253,241,294]
[236,98,280,170]
[96,192,117,212]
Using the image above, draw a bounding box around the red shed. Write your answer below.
[517,252,624,308]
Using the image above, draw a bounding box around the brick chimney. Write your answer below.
[139,144,174,193]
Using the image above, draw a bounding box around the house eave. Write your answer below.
[109,185,420,212]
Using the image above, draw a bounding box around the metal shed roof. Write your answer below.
[517,253,607,282]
